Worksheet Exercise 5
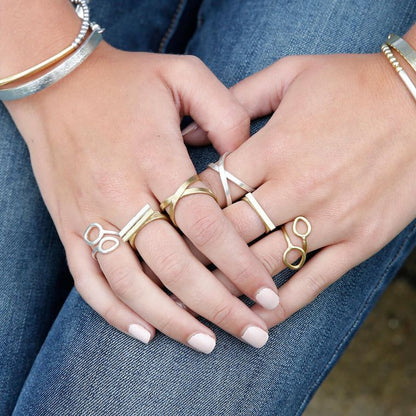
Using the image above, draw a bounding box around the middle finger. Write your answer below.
[134,218,271,348]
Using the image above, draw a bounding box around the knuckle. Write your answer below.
[211,303,234,327]
[305,271,328,300]
[276,301,290,323]
[258,251,280,276]
[102,303,120,328]
[183,54,204,69]
[221,107,250,134]
[171,55,204,78]
[158,252,188,287]
[93,171,129,205]
[234,261,256,286]
[156,314,175,335]
[189,213,225,248]
[107,265,133,298]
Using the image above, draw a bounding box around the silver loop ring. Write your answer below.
[83,223,120,259]
[208,152,254,206]
[83,202,164,259]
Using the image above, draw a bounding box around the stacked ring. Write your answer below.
[208,152,254,206]
[241,192,276,234]
[83,204,168,258]
[119,204,169,250]
[282,216,312,271]
[160,175,218,226]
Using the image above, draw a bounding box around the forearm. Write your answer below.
[0,0,80,76]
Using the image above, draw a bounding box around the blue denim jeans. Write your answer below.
[1,0,415,415]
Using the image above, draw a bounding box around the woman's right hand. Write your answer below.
[5,42,280,353]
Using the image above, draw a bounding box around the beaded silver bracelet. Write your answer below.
[0,24,104,101]
[381,43,416,103]
[70,0,91,48]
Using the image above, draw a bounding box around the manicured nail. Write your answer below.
[128,324,151,345]
[241,326,269,348]
[256,288,280,310]
[181,122,198,136]
[188,333,216,354]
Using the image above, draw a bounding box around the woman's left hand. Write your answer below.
[189,52,416,328]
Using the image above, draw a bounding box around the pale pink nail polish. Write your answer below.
[256,288,280,310]
[241,326,269,348]
[128,324,151,345]
[181,122,198,136]
[188,333,216,354]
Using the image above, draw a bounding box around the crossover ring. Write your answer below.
[160,175,218,227]
[208,152,254,206]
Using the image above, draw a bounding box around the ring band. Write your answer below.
[208,152,254,206]
[241,192,276,233]
[282,216,312,271]
[120,206,169,250]
[160,175,218,227]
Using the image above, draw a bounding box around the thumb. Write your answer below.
[164,56,250,154]
[229,55,312,119]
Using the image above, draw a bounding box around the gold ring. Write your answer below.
[160,175,218,227]
[282,216,312,270]
[119,204,169,251]
[241,192,276,234]
[127,210,169,250]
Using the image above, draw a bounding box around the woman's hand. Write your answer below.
[5,42,281,352]
[189,52,416,327]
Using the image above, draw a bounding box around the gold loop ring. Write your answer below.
[160,175,218,227]
[241,192,276,234]
[282,216,312,271]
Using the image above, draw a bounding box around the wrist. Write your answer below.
[4,40,116,148]
[0,0,81,77]
[377,30,416,111]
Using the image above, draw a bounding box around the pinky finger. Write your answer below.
[251,243,353,328]
[67,241,156,345]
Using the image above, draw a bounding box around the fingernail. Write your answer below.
[188,333,216,354]
[128,324,151,345]
[241,326,269,348]
[256,288,280,310]
[181,122,198,136]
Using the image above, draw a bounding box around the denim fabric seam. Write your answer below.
[294,221,416,416]
[309,0,338,54]
[158,0,188,53]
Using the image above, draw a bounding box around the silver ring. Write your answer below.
[83,223,120,259]
[208,152,254,206]
[119,204,154,242]
[242,192,276,234]
[83,203,159,259]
